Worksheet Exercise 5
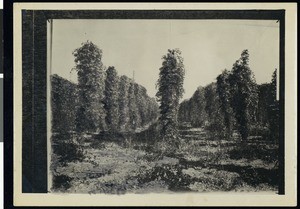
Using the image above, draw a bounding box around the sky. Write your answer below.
[50,19,279,100]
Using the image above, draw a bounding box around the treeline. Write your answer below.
[178,50,279,142]
[51,74,78,133]
[51,41,158,134]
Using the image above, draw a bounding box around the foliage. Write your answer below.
[255,74,278,142]
[51,133,84,164]
[178,87,208,128]
[134,84,146,126]
[156,49,185,140]
[62,41,159,135]
[228,50,258,141]
[203,83,225,139]
[50,42,281,194]
[268,69,279,142]
[104,66,120,131]
[204,83,217,119]
[249,124,270,140]
[73,41,106,133]
[228,143,278,163]
[117,75,158,132]
[118,75,131,131]
[137,164,192,191]
[216,69,234,138]
[178,99,190,123]
[51,74,78,133]
[134,122,160,143]
[128,82,141,131]
[256,83,272,126]
[189,87,207,127]
[52,174,74,191]
[135,87,159,130]
[145,97,159,125]
[51,134,279,193]
[178,84,225,131]
[178,50,278,144]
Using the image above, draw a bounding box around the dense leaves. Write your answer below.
[204,83,225,137]
[178,86,208,128]
[52,44,278,155]
[156,49,185,140]
[228,50,258,141]
[73,41,106,133]
[51,74,78,133]
[268,70,279,142]
[118,75,131,131]
[178,49,278,142]
[52,41,158,136]
[217,69,234,138]
[51,43,280,193]
[128,82,141,131]
[104,66,119,131]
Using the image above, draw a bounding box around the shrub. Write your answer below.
[205,121,226,140]
[228,144,278,163]
[154,138,180,156]
[137,164,192,191]
[52,174,74,191]
[249,124,270,140]
[52,133,84,164]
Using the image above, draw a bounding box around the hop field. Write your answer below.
[50,128,279,194]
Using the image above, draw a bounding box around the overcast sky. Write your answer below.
[50,19,279,100]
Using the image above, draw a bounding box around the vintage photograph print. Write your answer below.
[13,3,297,207]
[49,19,281,194]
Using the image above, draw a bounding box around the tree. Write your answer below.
[268,69,279,141]
[178,86,208,128]
[51,74,78,134]
[189,87,207,127]
[178,99,191,123]
[73,41,106,133]
[118,75,130,131]
[204,83,218,119]
[228,50,258,141]
[134,83,148,127]
[256,83,271,126]
[104,66,119,131]
[216,69,234,138]
[146,97,159,124]
[156,49,185,140]
[128,81,141,131]
[204,83,225,137]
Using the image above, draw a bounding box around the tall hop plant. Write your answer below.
[156,49,185,141]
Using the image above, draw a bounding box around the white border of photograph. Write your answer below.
[13,3,297,206]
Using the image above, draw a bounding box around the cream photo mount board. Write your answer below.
[12,2,297,207]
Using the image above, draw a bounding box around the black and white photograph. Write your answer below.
[49,19,281,194]
[11,2,297,207]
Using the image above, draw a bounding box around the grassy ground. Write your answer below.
[51,128,279,194]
